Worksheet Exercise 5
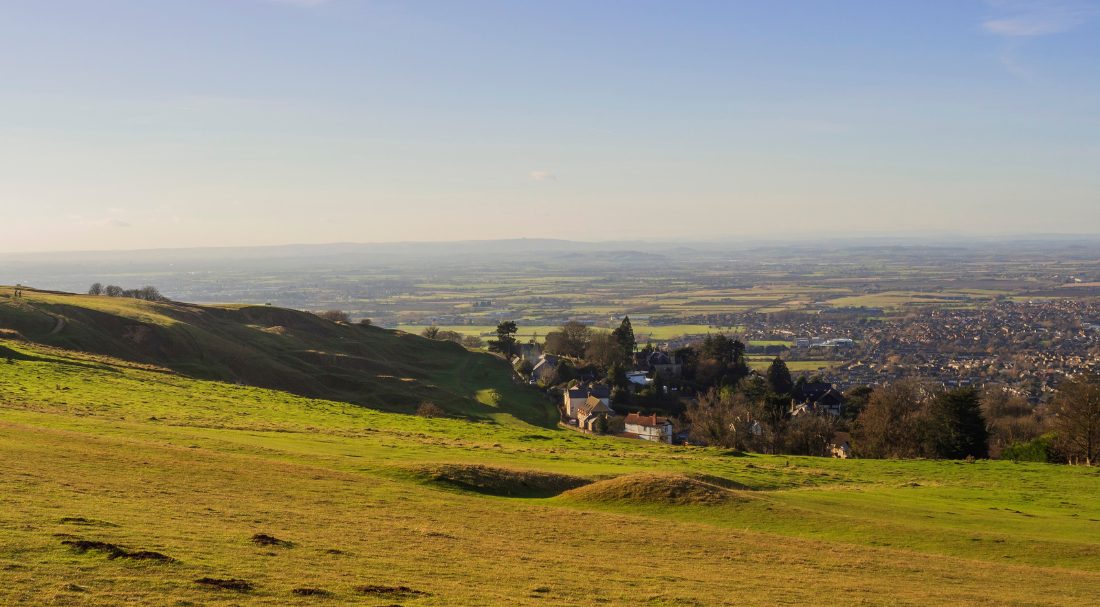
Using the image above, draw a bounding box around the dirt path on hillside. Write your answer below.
[47,315,66,336]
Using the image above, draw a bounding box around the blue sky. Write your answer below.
[1,0,1098,251]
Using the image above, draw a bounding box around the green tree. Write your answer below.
[487,321,519,356]
[1002,434,1056,463]
[842,385,873,422]
[766,358,793,396]
[696,334,749,388]
[421,326,440,340]
[611,316,636,360]
[607,361,628,390]
[650,370,666,398]
[922,387,989,459]
[700,334,733,365]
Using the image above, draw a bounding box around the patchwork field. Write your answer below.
[2,335,1099,606]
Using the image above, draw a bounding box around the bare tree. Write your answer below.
[88,283,104,296]
[584,331,621,370]
[133,286,165,301]
[685,389,767,451]
[853,380,929,459]
[1051,374,1100,465]
[783,414,838,457]
[981,385,1043,458]
[544,321,591,358]
[686,389,739,448]
[317,310,350,323]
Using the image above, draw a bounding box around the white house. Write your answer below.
[623,413,673,443]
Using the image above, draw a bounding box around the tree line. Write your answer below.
[88,283,167,302]
[686,359,839,456]
[688,366,1100,464]
[420,325,485,349]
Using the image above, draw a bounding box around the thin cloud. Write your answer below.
[93,217,132,228]
[997,43,1035,78]
[982,0,1099,37]
[529,170,557,182]
[66,212,131,229]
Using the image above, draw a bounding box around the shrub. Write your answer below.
[416,402,446,418]
[1002,434,1057,463]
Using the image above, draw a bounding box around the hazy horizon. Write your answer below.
[5,232,1100,261]
[3,1,1099,252]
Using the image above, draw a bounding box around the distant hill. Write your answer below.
[0,286,556,426]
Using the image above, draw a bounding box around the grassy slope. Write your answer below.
[0,286,556,427]
[2,287,1099,605]
[1,339,1099,605]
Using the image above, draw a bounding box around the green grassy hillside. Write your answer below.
[1,287,1099,605]
[0,286,555,426]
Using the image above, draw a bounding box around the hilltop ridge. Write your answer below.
[0,286,555,426]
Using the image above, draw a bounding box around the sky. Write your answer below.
[1,0,1098,252]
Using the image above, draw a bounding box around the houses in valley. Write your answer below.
[792,381,845,416]
[517,342,543,365]
[622,413,673,443]
[633,349,682,378]
[562,383,674,443]
[530,354,560,384]
[564,383,612,418]
[576,396,615,432]
[828,432,852,459]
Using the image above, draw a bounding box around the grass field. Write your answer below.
[0,287,555,426]
[2,334,1100,606]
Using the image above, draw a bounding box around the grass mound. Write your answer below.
[414,463,590,497]
[560,473,744,506]
[195,578,253,592]
[61,539,175,562]
[250,533,293,547]
[354,585,429,598]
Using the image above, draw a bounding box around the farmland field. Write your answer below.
[9,242,1100,394]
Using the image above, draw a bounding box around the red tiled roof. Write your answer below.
[623,413,669,427]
